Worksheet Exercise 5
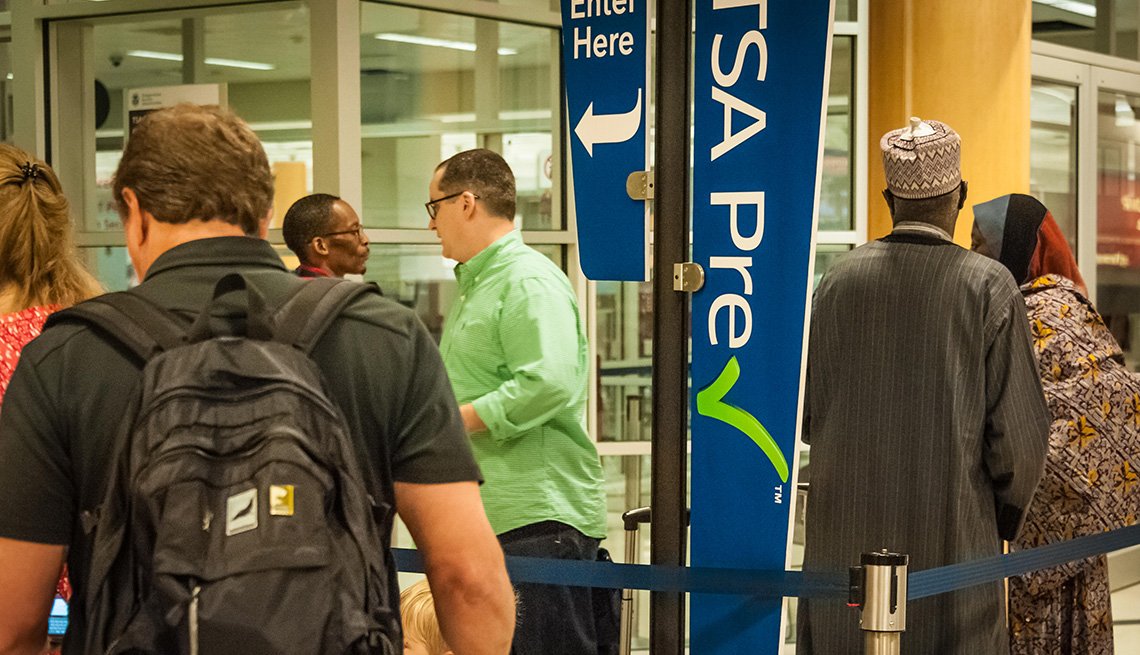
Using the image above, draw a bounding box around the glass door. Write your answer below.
[41,2,313,292]
[1031,55,1140,369]
[1031,58,1082,249]
[1094,68,1140,369]
[1031,48,1140,638]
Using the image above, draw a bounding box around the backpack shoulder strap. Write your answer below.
[273,278,381,354]
[43,292,186,363]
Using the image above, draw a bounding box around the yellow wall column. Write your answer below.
[272,161,308,231]
[868,0,1032,243]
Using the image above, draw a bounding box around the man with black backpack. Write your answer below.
[0,104,515,655]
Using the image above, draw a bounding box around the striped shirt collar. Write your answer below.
[892,221,953,241]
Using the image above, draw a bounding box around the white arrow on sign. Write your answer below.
[574,88,643,157]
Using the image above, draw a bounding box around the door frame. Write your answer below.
[1033,40,1140,593]
[1034,43,1140,307]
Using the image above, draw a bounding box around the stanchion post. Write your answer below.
[650,0,691,652]
[850,550,908,655]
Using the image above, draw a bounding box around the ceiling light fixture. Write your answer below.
[203,57,276,71]
[375,33,517,56]
[125,50,276,71]
[431,109,553,123]
[126,49,182,62]
[1034,0,1096,18]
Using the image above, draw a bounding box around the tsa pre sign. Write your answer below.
[560,0,649,281]
[689,0,833,653]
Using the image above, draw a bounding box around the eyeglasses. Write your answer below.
[315,224,364,240]
[425,190,479,220]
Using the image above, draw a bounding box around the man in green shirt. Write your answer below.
[429,149,608,655]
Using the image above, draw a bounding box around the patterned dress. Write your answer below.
[1,305,58,399]
[0,304,72,619]
[1009,274,1140,655]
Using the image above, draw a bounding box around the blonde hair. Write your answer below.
[400,580,449,655]
[0,144,100,309]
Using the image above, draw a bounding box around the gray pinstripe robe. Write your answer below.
[797,227,1050,654]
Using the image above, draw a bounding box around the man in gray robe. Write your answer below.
[797,118,1050,654]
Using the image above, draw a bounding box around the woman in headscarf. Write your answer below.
[0,143,101,653]
[972,193,1139,655]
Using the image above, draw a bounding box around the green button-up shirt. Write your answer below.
[439,231,607,538]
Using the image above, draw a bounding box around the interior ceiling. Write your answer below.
[87,4,553,91]
[49,0,1140,91]
[1033,0,1138,33]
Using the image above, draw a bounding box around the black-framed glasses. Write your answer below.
[315,224,364,240]
[425,190,478,220]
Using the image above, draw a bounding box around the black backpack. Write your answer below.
[47,273,398,655]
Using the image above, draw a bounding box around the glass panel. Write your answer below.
[835,0,855,22]
[360,4,558,230]
[348,241,563,343]
[80,246,134,291]
[813,244,852,289]
[600,454,651,651]
[494,0,559,11]
[1031,80,1079,249]
[783,448,810,647]
[536,243,565,268]
[0,39,11,143]
[1096,88,1140,369]
[595,281,652,362]
[83,7,312,233]
[1033,1,1139,61]
[819,36,853,232]
[596,281,652,442]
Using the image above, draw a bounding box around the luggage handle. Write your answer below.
[621,507,651,532]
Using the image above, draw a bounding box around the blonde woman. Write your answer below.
[0,144,101,399]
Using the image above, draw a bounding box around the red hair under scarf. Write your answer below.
[1030,211,1087,296]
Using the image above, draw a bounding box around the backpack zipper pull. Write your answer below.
[189,582,201,655]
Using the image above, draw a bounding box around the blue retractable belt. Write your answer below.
[393,548,848,599]
[394,522,1140,601]
[908,523,1140,600]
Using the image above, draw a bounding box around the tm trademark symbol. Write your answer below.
[773,484,783,504]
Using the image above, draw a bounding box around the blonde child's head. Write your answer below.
[400,580,452,655]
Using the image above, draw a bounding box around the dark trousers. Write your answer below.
[498,521,600,655]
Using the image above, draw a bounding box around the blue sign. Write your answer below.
[690,0,833,653]
[560,0,649,281]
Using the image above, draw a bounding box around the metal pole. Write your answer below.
[650,0,691,651]
[855,550,908,655]
[620,507,651,655]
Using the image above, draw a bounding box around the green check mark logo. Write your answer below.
[696,356,789,483]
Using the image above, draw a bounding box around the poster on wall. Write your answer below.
[123,83,227,138]
[689,0,834,653]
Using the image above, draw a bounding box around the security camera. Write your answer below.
[110,54,123,68]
